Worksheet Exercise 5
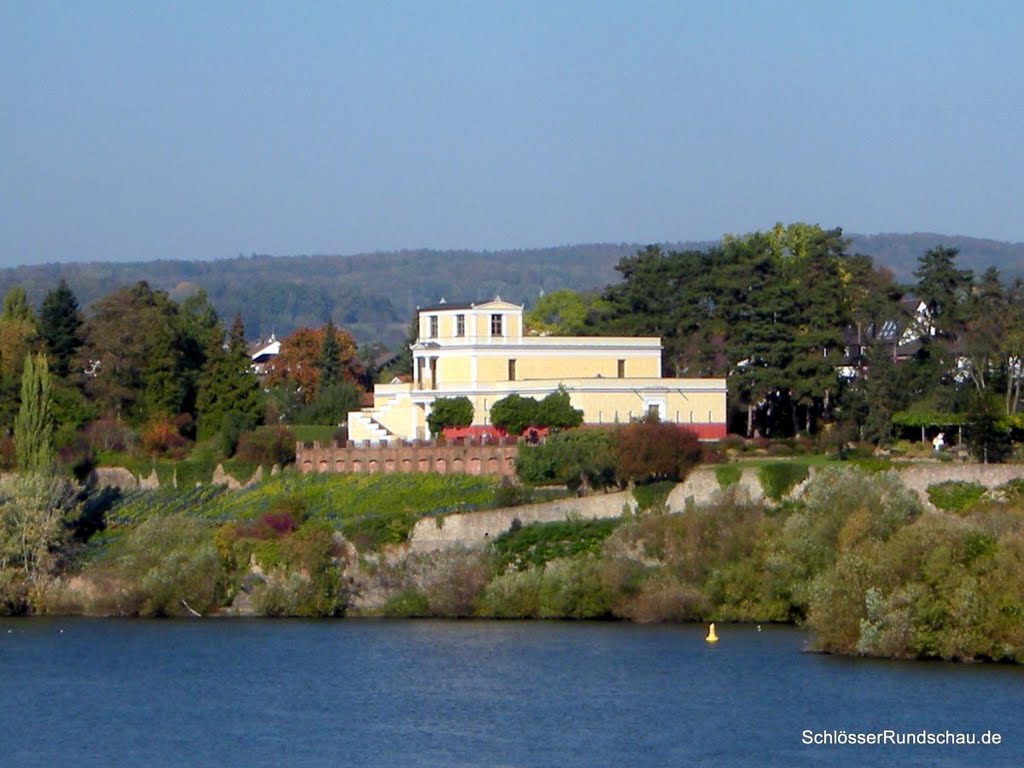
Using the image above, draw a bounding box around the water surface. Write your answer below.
[1,619,1020,767]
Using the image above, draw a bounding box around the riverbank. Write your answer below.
[2,464,1023,663]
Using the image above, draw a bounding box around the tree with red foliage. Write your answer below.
[615,419,702,485]
[264,325,363,403]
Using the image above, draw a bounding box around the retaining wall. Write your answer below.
[409,491,637,553]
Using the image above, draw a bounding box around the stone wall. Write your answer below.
[667,462,1024,511]
[296,440,519,477]
[409,491,637,553]
[894,463,1024,504]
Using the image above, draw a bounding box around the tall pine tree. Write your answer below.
[318,320,342,387]
[38,280,83,379]
[196,314,263,440]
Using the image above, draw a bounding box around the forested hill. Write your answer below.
[1,233,1021,346]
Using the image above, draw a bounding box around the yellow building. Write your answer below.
[347,298,727,442]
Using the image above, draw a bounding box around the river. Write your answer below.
[1,619,1020,767]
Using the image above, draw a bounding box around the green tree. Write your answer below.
[14,353,53,472]
[515,428,618,491]
[295,381,363,426]
[490,394,540,435]
[535,387,583,429]
[1,287,33,323]
[0,473,79,590]
[524,290,606,335]
[914,246,973,331]
[964,392,1011,463]
[75,282,189,422]
[318,319,342,387]
[426,396,474,436]
[196,314,263,440]
[175,289,221,414]
[37,280,83,379]
[0,287,38,429]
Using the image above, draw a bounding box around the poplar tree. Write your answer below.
[14,353,53,471]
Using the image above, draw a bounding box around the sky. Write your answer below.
[2,1,1022,267]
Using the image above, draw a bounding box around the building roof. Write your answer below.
[417,296,523,312]
[250,336,281,361]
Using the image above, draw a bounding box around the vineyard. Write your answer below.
[101,471,500,550]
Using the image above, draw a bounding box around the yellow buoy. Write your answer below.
[705,622,719,643]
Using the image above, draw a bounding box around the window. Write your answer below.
[617,359,625,378]
[456,314,465,337]
[508,359,516,381]
[491,313,503,336]
[428,315,438,338]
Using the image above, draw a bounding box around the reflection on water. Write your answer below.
[1,619,1020,767]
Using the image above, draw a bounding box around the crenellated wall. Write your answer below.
[296,439,519,477]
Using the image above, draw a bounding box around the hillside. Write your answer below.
[1,233,1021,346]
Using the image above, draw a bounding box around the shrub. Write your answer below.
[927,481,986,514]
[714,464,742,489]
[141,419,190,459]
[97,513,226,616]
[383,589,431,617]
[537,557,615,619]
[615,421,701,485]
[613,574,709,623]
[219,411,258,457]
[516,428,618,492]
[235,426,297,466]
[631,480,675,512]
[85,418,137,453]
[294,381,363,426]
[477,569,544,618]
[756,462,809,501]
[491,518,621,572]
[493,478,535,508]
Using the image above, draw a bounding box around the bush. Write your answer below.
[85,418,137,453]
[714,464,742,489]
[516,428,618,492]
[235,426,297,466]
[631,480,675,512]
[491,518,621,572]
[294,381,363,426]
[927,481,986,514]
[493,478,535,508]
[615,420,701,485]
[756,462,810,501]
[141,418,191,459]
[383,589,431,617]
[96,513,226,616]
[216,412,258,457]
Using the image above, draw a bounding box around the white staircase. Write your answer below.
[349,411,394,445]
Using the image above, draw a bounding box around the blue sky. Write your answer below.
[2,1,1022,267]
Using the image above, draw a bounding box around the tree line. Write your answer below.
[0,280,371,474]
[528,223,1022,454]
[2,222,1020,472]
